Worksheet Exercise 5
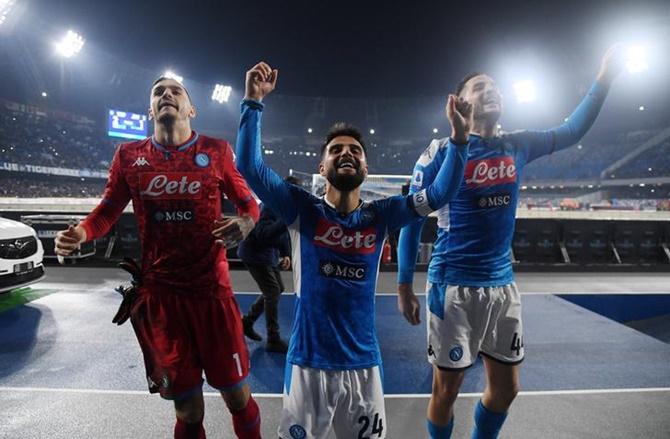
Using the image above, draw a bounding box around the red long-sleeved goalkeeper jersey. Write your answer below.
[81,131,259,296]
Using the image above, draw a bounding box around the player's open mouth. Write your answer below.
[159,102,178,110]
[337,162,356,170]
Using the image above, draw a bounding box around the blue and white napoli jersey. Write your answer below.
[412,132,549,286]
[399,80,610,287]
[283,189,416,368]
[236,99,468,369]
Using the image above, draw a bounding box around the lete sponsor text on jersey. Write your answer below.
[139,172,203,199]
[313,218,377,255]
[464,156,516,187]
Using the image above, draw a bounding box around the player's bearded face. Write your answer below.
[150,79,193,125]
[463,74,502,121]
[321,137,367,192]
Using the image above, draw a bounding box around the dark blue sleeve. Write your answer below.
[520,80,610,164]
[250,205,288,244]
[235,100,298,225]
[278,229,291,258]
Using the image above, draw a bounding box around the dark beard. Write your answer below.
[326,166,365,192]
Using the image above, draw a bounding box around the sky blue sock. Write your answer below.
[427,417,454,439]
[472,399,507,439]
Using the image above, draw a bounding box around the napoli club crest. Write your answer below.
[289,424,306,439]
[449,346,463,362]
[194,152,210,167]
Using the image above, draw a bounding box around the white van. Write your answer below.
[0,217,46,293]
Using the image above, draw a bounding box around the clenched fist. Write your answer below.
[244,61,278,102]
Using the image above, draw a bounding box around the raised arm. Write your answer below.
[235,62,298,225]
[393,96,473,325]
[389,95,471,232]
[396,141,444,301]
[523,44,625,163]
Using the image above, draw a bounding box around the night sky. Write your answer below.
[6,0,670,99]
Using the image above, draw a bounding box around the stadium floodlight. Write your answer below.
[0,0,17,26]
[307,128,313,133]
[211,84,232,103]
[41,91,47,97]
[625,45,648,74]
[432,128,438,134]
[55,30,85,58]
[369,129,375,135]
[163,70,183,84]
[513,80,536,103]
[638,105,645,111]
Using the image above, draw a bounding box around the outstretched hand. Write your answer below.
[212,215,255,249]
[54,224,86,259]
[446,94,473,144]
[244,61,278,102]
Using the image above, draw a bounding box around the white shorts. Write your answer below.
[278,364,386,439]
[426,281,524,369]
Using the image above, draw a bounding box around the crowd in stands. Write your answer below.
[609,141,670,179]
[0,173,105,198]
[1,98,668,201]
[522,129,660,181]
[0,101,115,171]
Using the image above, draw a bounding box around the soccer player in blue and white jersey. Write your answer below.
[236,61,472,439]
[396,45,625,439]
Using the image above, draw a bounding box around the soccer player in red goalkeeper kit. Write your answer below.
[54,76,262,439]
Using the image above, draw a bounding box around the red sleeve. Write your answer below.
[221,142,260,222]
[80,146,132,240]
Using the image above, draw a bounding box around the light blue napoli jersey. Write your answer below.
[282,190,419,368]
[412,132,548,286]
[236,99,468,369]
[398,80,611,287]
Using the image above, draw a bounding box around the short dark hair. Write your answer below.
[320,122,367,158]
[151,76,192,103]
[455,72,484,97]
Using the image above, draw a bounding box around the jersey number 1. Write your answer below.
[232,353,243,376]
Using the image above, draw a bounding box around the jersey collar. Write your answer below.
[322,195,364,216]
[151,131,199,153]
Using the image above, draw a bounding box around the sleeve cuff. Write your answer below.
[79,221,94,242]
[448,137,469,147]
[397,271,415,284]
[241,99,264,110]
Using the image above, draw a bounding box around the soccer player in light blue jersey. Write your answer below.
[236,61,472,439]
[396,45,625,439]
